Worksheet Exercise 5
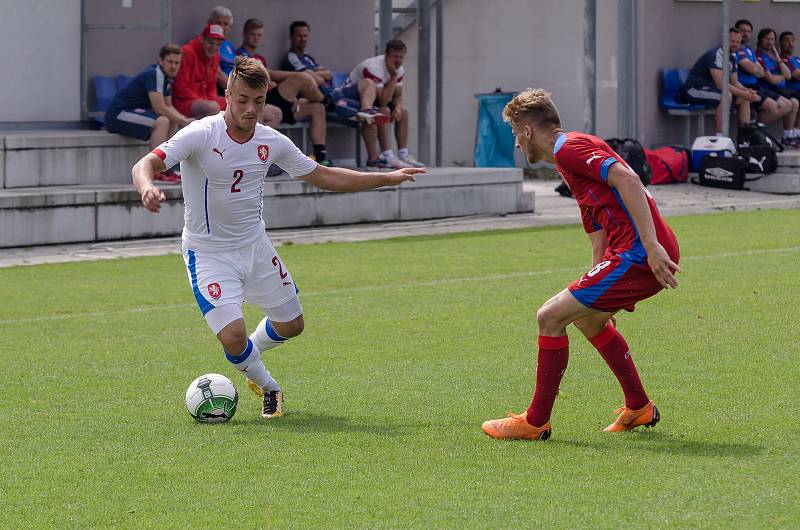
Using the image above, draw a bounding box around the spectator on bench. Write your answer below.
[105,43,193,182]
[756,27,800,146]
[337,40,424,169]
[779,31,800,92]
[207,6,236,88]
[733,19,791,131]
[679,28,759,136]
[280,21,333,96]
[231,18,282,128]
[173,24,228,119]
[237,20,332,166]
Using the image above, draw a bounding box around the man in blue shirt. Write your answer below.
[280,21,333,95]
[780,31,800,91]
[733,19,790,128]
[105,44,193,155]
[756,27,800,145]
[680,28,759,135]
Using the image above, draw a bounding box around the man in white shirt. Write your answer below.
[132,56,424,419]
[336,40,425,170]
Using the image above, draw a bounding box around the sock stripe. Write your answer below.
[225,339,254,364]
[265,320,287,342]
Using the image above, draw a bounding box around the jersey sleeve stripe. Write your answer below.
[152,148,166,160]
[599,157,617,181]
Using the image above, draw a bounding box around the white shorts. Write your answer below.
[182,234,302,334]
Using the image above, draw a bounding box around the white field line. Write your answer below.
[2,245,799,326]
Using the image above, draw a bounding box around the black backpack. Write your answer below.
[604,138,652,185]
[737,123,784,152]
[738,146,778,174]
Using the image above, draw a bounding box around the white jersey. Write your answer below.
[154,113,317,251]
[348,55,404,89]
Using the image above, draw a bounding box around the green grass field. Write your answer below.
[1,209,799,528]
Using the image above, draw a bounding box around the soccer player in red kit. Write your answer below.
[482,88,681,440]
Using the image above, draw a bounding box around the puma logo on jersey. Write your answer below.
[586,152,604,165]
[212,148,226,160]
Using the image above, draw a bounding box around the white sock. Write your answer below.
[225,339,280,392]
[398,148,409,158]
[250,316,288,352]
[382,149,395,159]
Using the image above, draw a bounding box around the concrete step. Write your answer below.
[1,130,148,188]
[777,151,800,168]
[0,167,534,248]
[747,172,800,194]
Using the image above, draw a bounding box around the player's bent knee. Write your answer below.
[271,315,304,338]
[216,317,249,355]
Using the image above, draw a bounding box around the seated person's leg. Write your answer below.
[106,107,159,142]
[294,99,331,165]
[266,87,298,124]
[260,104,283,128]
[276,72,323,103]
[391,103,423,167]
[149,115,172,150]
[734,96,751,128]
[190,99,221,119]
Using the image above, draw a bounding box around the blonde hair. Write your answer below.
[227,56,270,92]
[503,88,561,129]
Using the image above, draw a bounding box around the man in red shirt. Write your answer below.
[482,88,681,441]
[173,24,228,119]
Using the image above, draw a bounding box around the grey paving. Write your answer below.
[2,179,798,268]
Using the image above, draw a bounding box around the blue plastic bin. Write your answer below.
[474,91,517,167]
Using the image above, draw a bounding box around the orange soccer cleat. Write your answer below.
[246,378,264,397]
[604,400,660,432]
[482,412,551,441]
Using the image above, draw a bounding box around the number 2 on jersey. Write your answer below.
[272,256,288,279]
[231,169,243,193]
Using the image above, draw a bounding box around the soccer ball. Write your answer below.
[185,373,238,423]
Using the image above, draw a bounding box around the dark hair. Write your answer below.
[729,27,741,35]
[159,43,182,59]
[290,20,309,35]
[757,27,776,46]
[734,19,753,30]
[228,55,270,91]
[385,39,406,54]
[780,31,795,42]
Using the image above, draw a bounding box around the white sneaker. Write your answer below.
[367,154,411,170]
[399,154,425,168]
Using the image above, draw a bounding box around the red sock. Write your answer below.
[589,324,649,410]
[526,335,569,428]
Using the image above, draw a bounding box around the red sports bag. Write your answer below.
[645,146,689,185]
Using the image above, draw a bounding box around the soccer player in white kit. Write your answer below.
[132,57,424,419]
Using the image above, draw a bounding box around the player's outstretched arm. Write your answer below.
[299,164,425,192]
[606,163,681,289]
[132,153,167,213]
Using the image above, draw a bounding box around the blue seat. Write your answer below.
[115,75,132,90]
[331,71,349,89]
[91,75,118,124]
[660,68,710,111]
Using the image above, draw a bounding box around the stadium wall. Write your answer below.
[400,0,800,164]
[0,0,372,128]
[398,0,622,167]
[0,0,82,122]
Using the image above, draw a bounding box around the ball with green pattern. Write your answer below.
[185,373,238,423]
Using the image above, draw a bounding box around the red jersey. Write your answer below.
[553,132,678,264]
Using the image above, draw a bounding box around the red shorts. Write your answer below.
[568,247,679,312]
